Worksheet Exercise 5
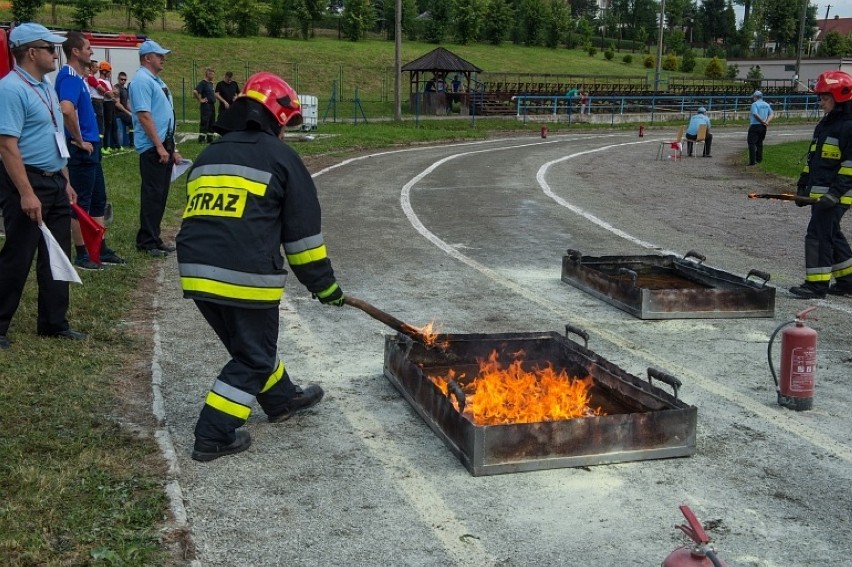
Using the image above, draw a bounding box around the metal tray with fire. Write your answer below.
[382,326,697,476]
[561,249,775,320]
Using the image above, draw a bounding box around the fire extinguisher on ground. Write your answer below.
[541,125,548,138]
[768,307,817,411]
[662,505,726,566]
[639,124,645,137]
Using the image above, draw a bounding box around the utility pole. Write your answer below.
[654,0,666,92]
[794,0,809,86]
[394,0,402,121]
[824,4,832,22]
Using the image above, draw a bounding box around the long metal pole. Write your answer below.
[654,0,666,93]
[795,0,808,85]
[394,0,402,121]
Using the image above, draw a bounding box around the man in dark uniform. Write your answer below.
[177,72,345,461]
[0,23,86,349]
[214,70,240,122]
[192,67,216,144]
[790,71,852,298]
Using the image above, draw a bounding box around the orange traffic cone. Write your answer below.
[71,203,105,264]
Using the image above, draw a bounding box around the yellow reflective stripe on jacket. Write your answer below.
[187,164,272,195]
[822,137,841,160]
[206,390,251,420]
[315,282,340,300]
[261,360,285,394]
[182,277,284,301]
[286,244,328,266]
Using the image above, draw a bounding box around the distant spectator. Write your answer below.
[214,71,240,122]
[579,90,589,114]
[193,67,216,144]
[747,90,773,166]
[114,71,133,147]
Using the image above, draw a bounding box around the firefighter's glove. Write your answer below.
[813,194,839,211]
[314,283,345,307]
[795,183,809,206]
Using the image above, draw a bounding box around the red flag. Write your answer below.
[71,203,105,264]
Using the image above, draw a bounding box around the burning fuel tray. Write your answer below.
[383,327,697,476]
[561,249,775,320]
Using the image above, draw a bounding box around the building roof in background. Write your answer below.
[817,17,852,39]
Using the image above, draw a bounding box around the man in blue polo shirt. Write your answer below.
[55,30,125,269]
[0,23,86,349]
[747,90,774,166]
[130,39,183,257]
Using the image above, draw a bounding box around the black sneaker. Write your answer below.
[138,247,169,258]
[157,243,177,253]
[268,384,325,423]
[75,256,104,270]
[100,249,127,264]
[191,430,251,462]
[827,284,852,297]
[789,285,827,299]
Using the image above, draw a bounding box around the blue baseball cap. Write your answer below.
[697,107,706,113]
[9,23,66,48]
[138,39,171,56]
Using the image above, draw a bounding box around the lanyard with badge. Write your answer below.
[14,68,71,159]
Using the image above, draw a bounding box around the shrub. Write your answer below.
[705,56,726,79]
[726,64,739,80]
[604,50,614,60]
[587,46,597,57]
[680,48,696,73]
[644,55,655,69]
[622,54,633,64]
[181,0,227,36]
[662,52,678,71]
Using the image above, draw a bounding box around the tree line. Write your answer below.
[9,0,835,60]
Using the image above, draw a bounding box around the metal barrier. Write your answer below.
[514,93,822,124]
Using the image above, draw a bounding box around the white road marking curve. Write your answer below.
[396,137,852,466]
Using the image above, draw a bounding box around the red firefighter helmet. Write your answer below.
[813,71,852,103]
[239,72,302,127]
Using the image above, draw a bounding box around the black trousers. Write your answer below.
[804,204,852,289]
[685,132,713,156]
[747,124,767,164]
[136,148,172,251]
[103,100,118,149]
[199,103,215,139]
[193,300,298,444]
[0,166,71,336]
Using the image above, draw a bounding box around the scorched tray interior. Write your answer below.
[382,328,697,476]
[561,249,775,320]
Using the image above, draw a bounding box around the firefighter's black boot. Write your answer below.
[192,430,251,462]
[268,384,324,423]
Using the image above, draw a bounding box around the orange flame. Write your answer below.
[428,350,604,425]
[747,192,758,199]
[416,320,450,349]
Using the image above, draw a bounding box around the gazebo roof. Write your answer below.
[401,47,482,73]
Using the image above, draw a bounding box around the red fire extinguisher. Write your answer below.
[541,125,548,139]
[768,307,817,411]
[639,124,645,137]
[662,505,726,567]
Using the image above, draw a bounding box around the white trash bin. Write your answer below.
[299,95,318,131]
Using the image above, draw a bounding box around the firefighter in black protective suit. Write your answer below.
[176,72,345,462]
[790,70,852,299]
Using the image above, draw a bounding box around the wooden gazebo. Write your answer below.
[402,47,482,115]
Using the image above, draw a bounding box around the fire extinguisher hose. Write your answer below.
[767,319,796,392]
[705,548,724,567]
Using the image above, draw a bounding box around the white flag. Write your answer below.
[39,223,83,284]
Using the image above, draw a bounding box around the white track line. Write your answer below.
[397,138,852,465]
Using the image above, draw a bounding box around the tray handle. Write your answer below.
[647,367,682,400]
[746,269,771,287]
[617,268,638,287]
[564,324,589,348]
[566,248,583,263]
[683,250,706,264]
[447,380,466,413]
